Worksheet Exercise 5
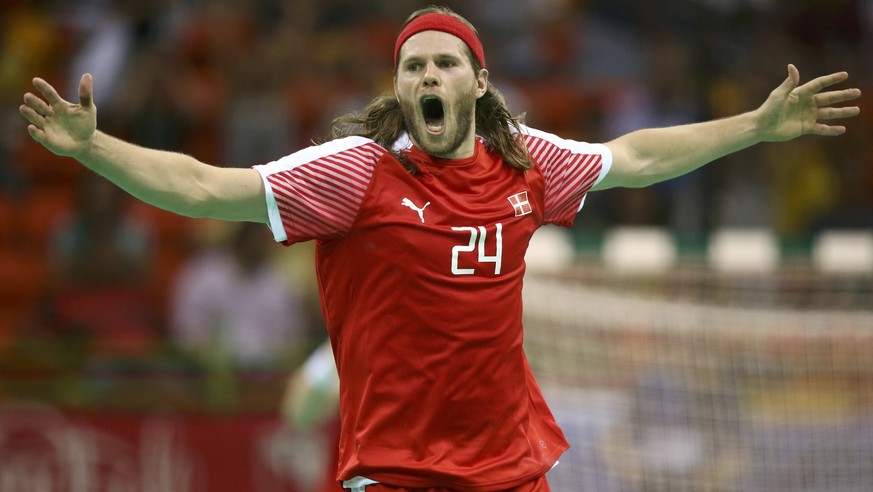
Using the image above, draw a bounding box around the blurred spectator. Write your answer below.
[169,221,309,371]
[0,1,60,101]
[0,113,26,197]
[769,139,840,236]
[62,1,137,114]
[40,173,158,356]
[222,39,297,168]
[600,365,745,492]
[0,0,62,196]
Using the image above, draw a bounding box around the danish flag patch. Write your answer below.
[508,191,532,217]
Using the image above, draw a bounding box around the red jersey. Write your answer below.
[254,127,610,490]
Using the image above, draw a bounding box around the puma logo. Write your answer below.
[401,198,431,223]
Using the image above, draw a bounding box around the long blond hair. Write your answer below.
[328,6,532,174]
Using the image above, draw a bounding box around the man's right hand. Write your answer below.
[19,73,98,159]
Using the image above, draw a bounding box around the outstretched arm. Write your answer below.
[19,74,267,223]
[595,64,861,190]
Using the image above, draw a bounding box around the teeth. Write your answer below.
[426,122,445,133]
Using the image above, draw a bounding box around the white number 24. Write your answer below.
[451,223,503,275]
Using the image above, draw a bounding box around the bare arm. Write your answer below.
[595,64,861,190]
[281,340,339,430]
[20,74,267,222]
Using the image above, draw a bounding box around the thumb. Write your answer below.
[775,64,800,95]
[78,73,94,108]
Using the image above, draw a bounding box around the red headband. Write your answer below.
[394,13,486,69]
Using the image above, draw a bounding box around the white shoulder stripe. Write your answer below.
[257,136,375,173]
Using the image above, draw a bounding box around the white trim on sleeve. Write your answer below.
[253,166,287,242]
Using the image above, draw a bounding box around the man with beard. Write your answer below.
[19,6,860,492]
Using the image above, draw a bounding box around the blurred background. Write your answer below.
[0,0,870,491]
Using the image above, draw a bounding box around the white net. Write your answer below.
[524,263,873,492]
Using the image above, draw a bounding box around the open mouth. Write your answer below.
[421,96,446,134]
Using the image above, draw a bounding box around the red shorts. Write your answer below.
[346,476,550,492]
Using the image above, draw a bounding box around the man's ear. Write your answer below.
[476,69,489,99]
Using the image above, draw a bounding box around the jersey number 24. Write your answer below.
[450,223,503,276]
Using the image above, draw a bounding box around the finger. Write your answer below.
[817,106,861,120]
[26,124,47,143]
[787,63,800,86]
[773,64,800,97]
[79,73,93,108]
[797,71,850,95]
[19,103,47,128]
[810,123,846,137]
[32,77,67,106]
[23,92,52,117]
[814,88,862,106]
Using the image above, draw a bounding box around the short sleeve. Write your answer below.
[253,137,385,244]
[521,126,612,227]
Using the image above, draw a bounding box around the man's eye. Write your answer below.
[406,63,421,71]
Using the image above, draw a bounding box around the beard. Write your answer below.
[400,87,477,158]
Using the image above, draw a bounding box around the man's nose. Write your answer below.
[423,63,439,86]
